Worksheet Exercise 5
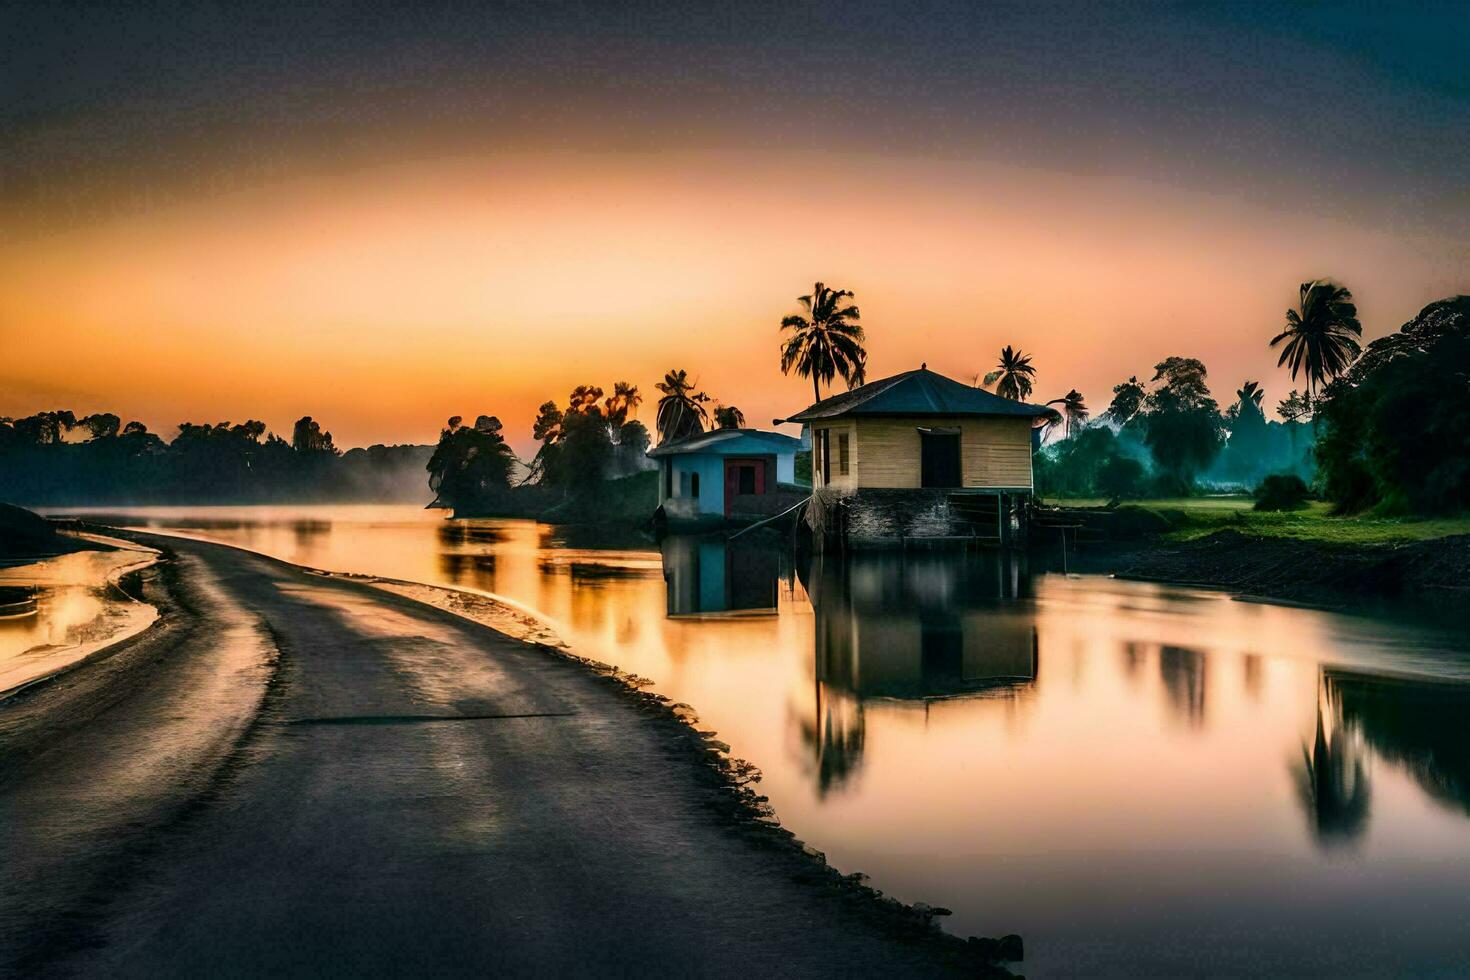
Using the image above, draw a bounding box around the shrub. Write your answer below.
[1253,474,1311,511]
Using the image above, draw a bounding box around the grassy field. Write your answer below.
[1041,495,1470,545]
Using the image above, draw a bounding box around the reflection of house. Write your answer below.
[661,535,781,616]
[648,429,804,528]
[780,367,1050,546]
[804,551,1038,699]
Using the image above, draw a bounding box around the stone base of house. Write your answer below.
[805,487,1030,550]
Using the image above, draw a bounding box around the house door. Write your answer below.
[920,431,962,488]
[723,458,766,515]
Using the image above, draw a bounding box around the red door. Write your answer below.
[723,458,767,515]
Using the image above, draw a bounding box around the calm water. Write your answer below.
[58,505,1470,976]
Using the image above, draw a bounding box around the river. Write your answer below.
[49,504,1470,977]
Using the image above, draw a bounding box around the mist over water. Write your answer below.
[60,504,1470,977]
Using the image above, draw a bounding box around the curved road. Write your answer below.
[0,534,995,977]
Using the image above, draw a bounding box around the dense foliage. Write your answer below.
[0,411,430,505]
[1036,358,1313,500]
[529,382,652,488]
[1315,296,1470,514]
[426,415,518,511]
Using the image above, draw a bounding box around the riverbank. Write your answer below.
[1104,529,1470,607]
[3,528,1020,976]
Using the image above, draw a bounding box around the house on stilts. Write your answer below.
[779,366,1051,548]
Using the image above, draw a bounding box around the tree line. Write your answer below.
[0,412,430,505]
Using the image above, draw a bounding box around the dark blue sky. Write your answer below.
[4,1,1467,236]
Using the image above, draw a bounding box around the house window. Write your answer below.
[738,466,755,494]
[920,430,962,488]
[819,429,831,485]
[691,472,700,498]
[838,433,850,476]
[664,460,673,498]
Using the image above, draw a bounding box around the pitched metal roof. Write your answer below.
[646,428,803,457]
[781,368,1052,422]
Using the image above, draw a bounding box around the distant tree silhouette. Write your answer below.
[1141,357,1224,490]
[982,346,1036,401]
[655,369,711,443]
[427,415,517,511]
[0,410,429,505]
[713,405,746,429]
[780,282,867,405]
[1271,280,1362,395]
[1043,389,1088,439]
[1220,380,1270,485]
[604,382,642,425]
[81,412,120,439]
[1104,376,1146,426]
[292,416,338,454]
[532,382,654,486]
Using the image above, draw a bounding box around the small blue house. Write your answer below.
[648,428,805,526]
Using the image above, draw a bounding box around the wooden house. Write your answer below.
[780,366,1050,546]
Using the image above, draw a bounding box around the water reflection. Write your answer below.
[1158,645,1207,728]
[803,551,1037,700]
[1295,680,1372,848]
[661,535,782,617]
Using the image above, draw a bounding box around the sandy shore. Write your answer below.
[0,530,1018,977]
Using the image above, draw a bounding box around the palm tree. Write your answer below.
[1271,280,1363,394]
[655,369,710,443]
[1236,380,1264,410]
[604,381,642,425]
[713,405,745,429]
[982,346,1036,401]
[1044,389,1089,439]
[780,282,867,405]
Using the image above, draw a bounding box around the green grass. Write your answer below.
[1042,494,1470,545]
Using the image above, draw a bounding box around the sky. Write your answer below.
[2,1,1467,454]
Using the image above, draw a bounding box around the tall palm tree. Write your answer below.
[1271,280,1363,394]
[654,369,710,443]
[780,282,867,405]
[1044,389,1089,439]
[982,346,1036,400]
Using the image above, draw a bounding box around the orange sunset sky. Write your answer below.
[3,3,1466,454]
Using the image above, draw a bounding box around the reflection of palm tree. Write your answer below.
[1294,695,1370,848]
[1270,280,1362,395]
[780,282,867,405]
[792,682,866,797]
[1159,645,1206,727]
[982,346,1036,401]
